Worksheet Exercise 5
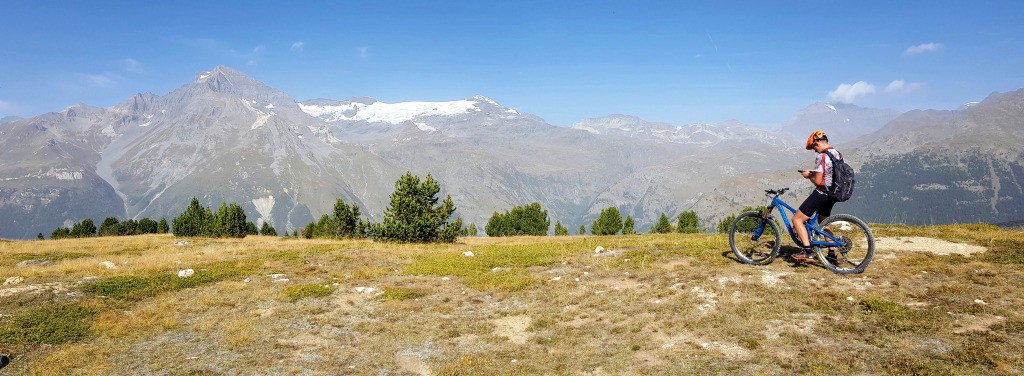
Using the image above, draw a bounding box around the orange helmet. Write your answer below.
[805,130,827,150]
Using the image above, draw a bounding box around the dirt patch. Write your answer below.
[492,315,531,344]
[875,236,986,256]
[395,352,432,375]
[952,314,1006,334]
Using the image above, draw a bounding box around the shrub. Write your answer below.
[380,287,425,301]
[372,172,461,243]
[591,206,623,235]
[718,206,765,233]
[157,218,169,233]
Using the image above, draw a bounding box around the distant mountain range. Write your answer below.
[1,66,1021,239]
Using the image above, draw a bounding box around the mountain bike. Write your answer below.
[728,188,875,274]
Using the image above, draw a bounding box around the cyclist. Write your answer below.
[791,130,841,262]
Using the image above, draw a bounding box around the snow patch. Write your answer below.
[823,103,837,112]
[299,99,483,124]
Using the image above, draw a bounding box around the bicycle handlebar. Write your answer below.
[764,188,790,196]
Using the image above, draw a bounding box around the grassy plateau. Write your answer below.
[1,223,1022,375]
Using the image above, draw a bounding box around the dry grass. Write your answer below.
[1,227,1023,375]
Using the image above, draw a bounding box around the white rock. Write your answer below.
[551,276,562,281]
[99,261,117,269]
[441,276,451,281]
[974,299,987,305]
[244,277,251,283]
[3,276,25,285]
[177,269,195,278]
[462,251,475,257]
[594,246,605,254]
[575,278,581,282]
[272,278,290,283]
[175,241,189,246]
[661,343,675,349]
[847,296,855,301]
[267,274,286,279]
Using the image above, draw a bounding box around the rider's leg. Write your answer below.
[793,210,811,247]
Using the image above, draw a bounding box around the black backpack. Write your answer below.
[823,150,855,202]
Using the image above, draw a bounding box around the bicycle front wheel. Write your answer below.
[814,214,875,274]
[730,211,781,265]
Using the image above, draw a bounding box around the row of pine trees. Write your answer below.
[44,172,719,243]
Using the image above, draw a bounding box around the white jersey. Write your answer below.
[812,148,841,191]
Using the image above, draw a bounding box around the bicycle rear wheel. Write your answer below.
[813,214,874,274]
[729,211,781,265]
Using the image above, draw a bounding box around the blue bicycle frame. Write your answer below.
[755,195,842,248]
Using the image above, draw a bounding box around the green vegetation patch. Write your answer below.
[0,303,96,345]
[859,298,942,333]
[83,260,256,301]
[380,287,426,301]
[280,284,337,302]
[404,243,568,291]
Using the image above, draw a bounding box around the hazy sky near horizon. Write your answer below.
[2,1,1023,127]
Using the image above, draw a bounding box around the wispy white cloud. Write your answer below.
[827,81,876,104]
[76,72,124,88]
[885,80,926,93]
[359,47,369,58]
[904,42,944,56]
[122,58,144,73]
[291,41,304,52]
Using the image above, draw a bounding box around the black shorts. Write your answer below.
[798,189,836,218]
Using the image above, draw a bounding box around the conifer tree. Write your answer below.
[70,219,97,238]
[138,218,159,234]
[157,218,169,234]
[676,210,699,233]
[591,206,623,235]
[650,213,673,234]
[554,220,569,236]
[373,172,459,243]
[260,222,278,236]
[99,217,121,236]
[37,233,44,240]
[623,215,636,235]
[579,225,587,235]
[50,227,70,239]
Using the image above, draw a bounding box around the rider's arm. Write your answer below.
[807,154,825,186]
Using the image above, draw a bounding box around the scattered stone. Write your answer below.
[595,290,607,295]
[551,276,562,281]
[3,276,25,286]
[174,241,189,246]
[16,259,53,267]
[244,277,252,283]
[574,278,580,282]
[661,343,675,349]
[272,278,290,283]
[354,287,378,294]
[847,296,855,301]
[974,299,987,305]
[185,356,199,360]
[594,246,605,254]
[177,269,195,278]
[462,251,475,257]
[80,276,100,283]
[99,261,117,269]
[441,276,451,281]
[267,274,287,279]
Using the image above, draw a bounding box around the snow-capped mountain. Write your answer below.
[1,66,1021,239]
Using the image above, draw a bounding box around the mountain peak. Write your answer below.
[196,65,248,83]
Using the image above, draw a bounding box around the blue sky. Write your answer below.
[2,1,1023,126]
